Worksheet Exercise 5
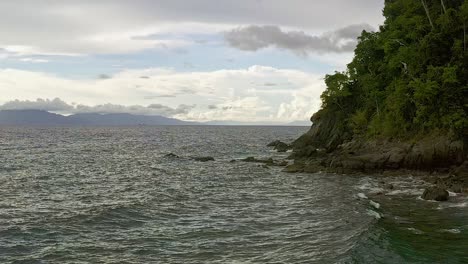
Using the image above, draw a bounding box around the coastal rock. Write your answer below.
[193,157,215,162]
[275,142,291,152]
[267,140,283,147]
[421,187,449,201]
[240,157,289,166]
[267,140,291,152]
[164,153,179,158]
[284,163,305,173]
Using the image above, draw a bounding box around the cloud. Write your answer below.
[0,1,384,56]
[74,102,195,116]
[224,24,375,56]
[0,98,73,112]
[98,74,112,79]
[0,98,195,117]
[19,58,49,63]
[0,66,326,122]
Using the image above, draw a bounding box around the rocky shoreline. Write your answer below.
[273,119,468,201]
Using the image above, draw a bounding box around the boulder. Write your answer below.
[193,157,215,162]
[267,140,291,152]
[241,157,274,165]
[275,142,291,153]
[421,187,449,201]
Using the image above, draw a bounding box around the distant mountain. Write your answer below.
[67,113,198,126]
[0,110,199,126]
[0,110,71,125]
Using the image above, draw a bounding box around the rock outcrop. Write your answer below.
[288,112,468,193]
[267,140,291,153]
[240,157,288,167]
[421,187,449,201]
[192,157,215,162]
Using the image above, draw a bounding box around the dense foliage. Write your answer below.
[319,0,468,139]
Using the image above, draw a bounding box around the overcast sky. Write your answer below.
[0,0,385,123]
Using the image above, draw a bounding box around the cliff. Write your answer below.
[288,0,468,193]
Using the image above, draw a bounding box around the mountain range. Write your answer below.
[0,110,311,126]
[0,110,198,126]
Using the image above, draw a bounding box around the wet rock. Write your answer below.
[421,187,449,201]
[275,142,291,153]
[433,172,468,194]
[449,184,463,193]
[385,184,394,190]
[267,140,283,147]
[164,153,179,158]
[267,140,291,152]
[241,157,271,164]
[192,157,215,162]
[241,156,258,162]
[284,163,305,173]
[240,157,290,167]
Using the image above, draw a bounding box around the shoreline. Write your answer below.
[268,127,468,199]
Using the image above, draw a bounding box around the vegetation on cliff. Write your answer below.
[291,0,468,178]
[316,0,468,143]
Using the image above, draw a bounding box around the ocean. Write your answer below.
[0,126,466,263]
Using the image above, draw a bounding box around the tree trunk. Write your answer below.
[421,0,435,29]
[441,0,446,14]
[464,21,466,53]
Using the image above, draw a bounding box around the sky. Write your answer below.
[0,0,385,124]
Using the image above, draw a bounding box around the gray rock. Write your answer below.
[267,140,283,147]
[421,187,449,201]
[193,157,215,162]
[267,140,291,152]
[275,142,291,152]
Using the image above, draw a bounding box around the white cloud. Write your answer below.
[0,66,326,122]
[19,58,49,63]
[0,98,195,117]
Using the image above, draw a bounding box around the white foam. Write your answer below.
[357,193,368,199]
[369,200,380,209]
[448,191,457,197]
[407,227,424,235]
[366,209,382,219]
[440,229,461,234]
[386,189,423,196]
[437,202,467,209]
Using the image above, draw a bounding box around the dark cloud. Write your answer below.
[98,74,112,79]
[208,105,217,109]
[0,98,195,117]
[224,24,375,55]
[263,82,277,87]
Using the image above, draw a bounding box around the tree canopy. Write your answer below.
[318,0,468,140]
